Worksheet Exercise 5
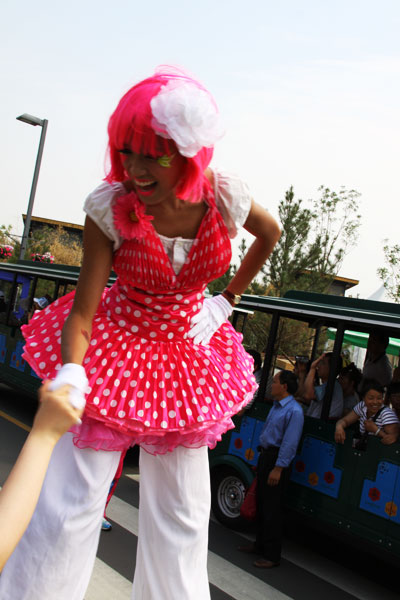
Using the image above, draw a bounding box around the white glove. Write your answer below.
[188,295,233,346]
[49,363,89,412]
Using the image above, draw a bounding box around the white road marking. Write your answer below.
[113,477,399,600]
[85,558,132,600]
[105,495,294,600]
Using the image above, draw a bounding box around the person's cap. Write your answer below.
[34,297,49,309]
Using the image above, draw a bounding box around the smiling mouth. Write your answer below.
[134,180,157,195]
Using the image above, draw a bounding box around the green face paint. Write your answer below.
[157,153,176,168]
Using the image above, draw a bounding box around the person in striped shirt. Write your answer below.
[335,379,399,446]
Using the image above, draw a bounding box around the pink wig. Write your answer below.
[105,67,217,202]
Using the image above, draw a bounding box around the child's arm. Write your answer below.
[0,381,83,570]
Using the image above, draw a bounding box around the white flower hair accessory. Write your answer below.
[150,80,225,157]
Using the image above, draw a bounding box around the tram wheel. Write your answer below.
[211,467,247,529]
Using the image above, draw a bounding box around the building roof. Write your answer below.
[22,214,84,232]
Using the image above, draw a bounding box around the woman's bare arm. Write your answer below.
[364,420,399,445]
[224,200,281,296]
[61,216,113,365]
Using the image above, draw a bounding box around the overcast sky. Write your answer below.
[1,0,399,298]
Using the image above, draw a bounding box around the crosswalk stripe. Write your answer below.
[105,495,293,600]
[85,558,132,600]
[207,552,292,600]
[125,472,394,600]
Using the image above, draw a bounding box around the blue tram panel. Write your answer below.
[228,416,262,466]
[290,435,342,499]
[360,461,400,524]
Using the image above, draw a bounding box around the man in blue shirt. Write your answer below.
[239,370,304,568]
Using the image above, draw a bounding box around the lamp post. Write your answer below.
[16,113,48,260]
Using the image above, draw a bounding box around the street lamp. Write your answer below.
[16,113,48,260]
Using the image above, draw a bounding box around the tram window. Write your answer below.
[248,316,329,406]
[0,281,13,309]
[33,279,56,302]
[56,283,76,298]
[242,311,272,351]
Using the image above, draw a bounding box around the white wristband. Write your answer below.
[49,363,89,410]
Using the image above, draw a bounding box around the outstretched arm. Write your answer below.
[61,216,113,365]
[224,200,281,297]
[48,217,114,407]
[0,382,83,570]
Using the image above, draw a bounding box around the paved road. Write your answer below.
[0,385,398,600]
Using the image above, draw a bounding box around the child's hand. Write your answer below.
[32,381,84,443]
[334,424,346,444]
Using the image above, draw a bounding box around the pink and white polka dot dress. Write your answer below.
[21,184,257,454]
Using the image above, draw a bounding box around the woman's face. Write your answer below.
[119,139,186,207]
[364,388,384,414]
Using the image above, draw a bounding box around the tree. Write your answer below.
[260,185,361,359]
[28,226,83,266]
[264,187,321,296]
[0,224,83,266]
[264,185,361,297]
[377,241,400,303]
[0,225,16,246]
[311,185,361,279]
[206,264,237,296]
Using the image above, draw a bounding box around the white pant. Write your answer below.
[0,435,211,600]
[132,446,211,600]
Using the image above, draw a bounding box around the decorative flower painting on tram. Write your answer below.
[290,435,342,498]
[0,334,6,364]
[9,340,26,372]
[360,461,400,523]
[228,416,263,466]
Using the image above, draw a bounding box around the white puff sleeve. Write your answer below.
[83,181,125,251]
[212,167,253,238]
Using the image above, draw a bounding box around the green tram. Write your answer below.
[0,260,115,395]
[1,261,400,561]
[210,290,400,563]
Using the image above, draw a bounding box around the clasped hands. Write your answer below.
[49,363,89,417]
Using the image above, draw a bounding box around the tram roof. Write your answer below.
[237,290,400,334]
[0,260,117,286]
[2,263,399,333]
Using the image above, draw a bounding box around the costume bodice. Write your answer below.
[101,185,232,344]
[112,186,232,292]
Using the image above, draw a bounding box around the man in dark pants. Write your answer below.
[239,370,304,568]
